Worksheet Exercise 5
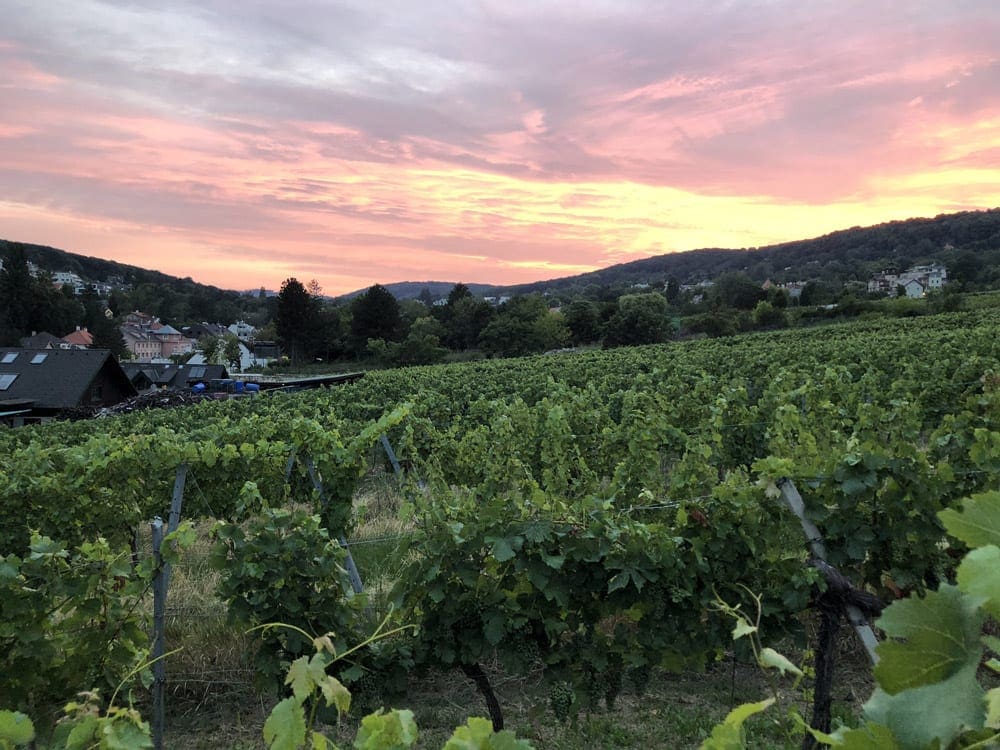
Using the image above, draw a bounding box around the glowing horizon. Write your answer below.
[1,1,999,295]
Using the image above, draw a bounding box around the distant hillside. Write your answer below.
[337,280,494,302]
[0,239,247,297]
[494,208,1000,296]
[6,208,1000,311]
[0,239,272,328]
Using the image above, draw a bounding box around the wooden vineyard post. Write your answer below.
[776,478,879,663]
[776,478,881,749]
[150,517,166,750]
[150,463,187,750]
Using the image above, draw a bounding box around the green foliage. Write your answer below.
[603,293,672,347]
[10,309,1000,747]
[352,285,403,353]
[258,624,532,750]
[277,278,325,364]
[700,699,775,750]
[354,709,418,749]
[562,299,602,345]
[442,717,533,749]
[0,535,151,717]
[0,711,34,749]
[51,693,153,750]
[705,490,1000,749]
[211,508,366,682]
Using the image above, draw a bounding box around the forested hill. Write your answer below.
[0,239,271,327]
[335,280,494,302]
[496,208,1000,296]
[0,239,239,295]
[6,208,1000,307]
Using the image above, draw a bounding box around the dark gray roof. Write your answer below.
[121,362,229,389]
[19,332,64,349]
[0,348,136,409]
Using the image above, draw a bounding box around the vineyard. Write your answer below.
[2,309,1000,748]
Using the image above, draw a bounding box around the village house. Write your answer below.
[121,311,195,362]
[62,326,94,348]
[18,327,94,350]
[0,348,136,426]
[867,263,947,297]
[121,362,229,391]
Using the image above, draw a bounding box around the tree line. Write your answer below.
[271,268,965,369]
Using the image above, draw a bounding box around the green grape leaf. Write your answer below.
[264,697,307,750]
[939,492,1000,548]
[286,656,315,702]
[731,617,757,641]
[700,698,774,749]
[874,585,983,693]
[490,538,515,563]
[987,688,1000,729]
[826,722,900,749]
[608,571,630,593]
[0,711,34,746]
[541,552,564,570]
[310,729,334,749]
[354,709,418,749]
[442,717,533,750]
[864,662,984,750]
[320,675,351,715]
[483,611,506,646]
[64,716,100,750]
[956,545,1000,618]
[101,717,153,750]
[758,648,803,677]
[442,716,492,749]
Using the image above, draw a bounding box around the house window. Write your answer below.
[189,366,206,378]
[1,353,17,363]
[30,353,48,364]
[91,384,104,401]
[0,373,18,390]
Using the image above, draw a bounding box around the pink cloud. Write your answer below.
[0,1,998,294]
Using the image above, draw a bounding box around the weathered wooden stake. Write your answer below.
[150,517,166,750]
[776,478,879,663]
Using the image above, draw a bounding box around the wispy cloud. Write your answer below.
[0,1,998,293]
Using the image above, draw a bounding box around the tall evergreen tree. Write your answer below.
[276,277,321,365]
[350,284,401,353]
[0,245,35,343]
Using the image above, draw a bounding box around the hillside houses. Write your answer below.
[868,263,947,298]
[121,311,195,362]
[19,327,96,350]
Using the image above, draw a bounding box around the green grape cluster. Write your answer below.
[549,681,574,722]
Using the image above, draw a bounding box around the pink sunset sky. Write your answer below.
[1,1,999,295]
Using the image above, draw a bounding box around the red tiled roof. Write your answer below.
[62,328,94,347]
